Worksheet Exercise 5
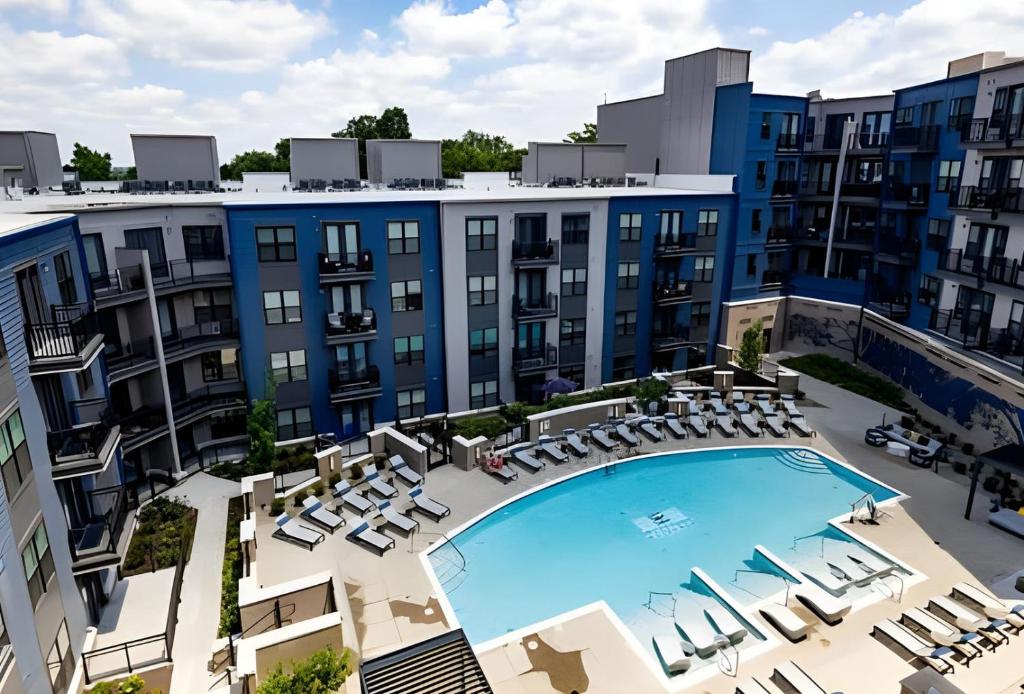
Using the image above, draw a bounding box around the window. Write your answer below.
[612,355,635,381]
[262,290,301,324]
[194,289,233,324]
[22,522,54,608]
[391,280,423,312]
[466,217,497,251]
[469,327,498,357]
[277,407,312,440]
[46,619,72,692]
[695,256,715,283]
[804,115,816,143]
[918,275,941,307]
[615,311,637,336]
[617,262,640,289]
[397,389,426,419]
[203,350,230,382]
[0,605,10,677]
[467,276,497,306]
[751,208,762,233]
[559,364,585,384]
[183,225,225,260]
[895,106,914,126]
[755,161,767,190]
[394,335,425,365]
[256,226,295,262]
[54,251,77,305]
[323,222,360,263]
[561,268,587,296]
[560,318,586,347]
[387,221,420,255]
[760,114,771,139]
[697,209,719,236]
[82,234,107,283]
[692,301,711,327]
[926,218,951,251]
[562,214,590,244]
[470,380,498,409]
[948,96,975,128]
[747,255,757,277]
[658,211,684,244]
[0,411,29,502]
[270,350,307,383]
[936,160,962,193]
[619,213,642,241]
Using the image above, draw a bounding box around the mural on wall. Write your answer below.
[860,327,1024,447]
[784,302,859,357]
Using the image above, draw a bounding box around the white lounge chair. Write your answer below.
[687,413,709,437]
[589,425,619,450]
[788,415,814,437]
[902,608,984,661]
[635,416,664,442]
[762,413,787,437]
[707,391,724,410]
[753,393,774,413]
[929,596,1012,642]
[511,447,545,473]
[537,435,569,463]
[652,635,691,674]
[361,464,398,498]
[703,603,747,645]
[772,661,829,694]
[760,602,811,642]
[792,577,852,625]
[738,411,762,436]
[563,428,589,456]
[346,517,395,555]
[952,582,1024,626]
[674,614,723,658]
[376,500,418,534]
[715,413,737,437]
[615,422,640,446]
[388,454,423,486]
[483,457,518,483]
[333,480,376,516]
[780,394,803,418]
[301,497,345,534]
[273,513,325,551]
[409,486,451,521]
[798,561,850,594]
[663,413,688,438]
[872,619,956,674]
[730,390,745,405]
[735,678,772,694]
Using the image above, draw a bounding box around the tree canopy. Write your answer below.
[565,122,598,144]
[440,130,526,178]
[219,138,290,180]
[256,647,351,694]
[332,106,412,179]
[70,142,113,180]
[737,320,765,373]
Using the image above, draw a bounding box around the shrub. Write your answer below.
[632,378,668,413]
[328,472,342,487]
[122,497,196,575]
[309,483,324,498]
[451,414,507,441]
[779,354,912,412]
[349,465,364,481]
[218,496,244,638]
[293,490,307,507]
[118,675,146,694]
[738,320,765,372]
[248,400,277,475]
[256,646,352,694]
[270,499,285,516]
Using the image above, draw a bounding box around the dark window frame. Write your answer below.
[561,267,587,296]
[561,213,590,244]
[396,388,426,419]
[615,310,637,336]
[470,380,498,409]
[469,327,498,358]
[467,275,497,306]
[387,220,420,255]
[616,262,640,290]
[256,226,296,262]
[183,225,225,261]
[466,217,497,251]
[618,213,642,242]
[394,335,425,365]
[262,290,301,325]
[697,209,719,237]
[270,349,307,384]
[391,280,423,312]
[559,317,586,347]
[277,407,312,440]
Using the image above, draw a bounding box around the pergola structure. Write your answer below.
[964,443,1024,520]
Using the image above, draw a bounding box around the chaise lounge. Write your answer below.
[634,416,664,442]
[563,428,589,456]
[409,486,451,522]
[663,413,688,439]
[333,480,377,516]
[362,463,399,498]
[376,500,419,534]
[345,517,395,555]
[538,435,569,463]
[762,413,788,437]
[792,576,852,625]
[273,513,325,551]
[687,413,709,437]
[614,421,640,446]
[589,424,619,450]
[387,454,424,487]
[511,446,545,473]
[871,619,956,674]
[300,497,345,534]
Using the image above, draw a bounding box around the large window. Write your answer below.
[619,213,642,241]
[202,350,238,382]
[184,225,225,261]
[0,411,29,502]
[561,268,587,296]
[615,311,637,336]
[277,407,312,440]
[46,619,72,692]
[562,214,590,244]
[617,262,640,289]
[22,522,54,608]
[391,280,423,312]
[755,161,767,190]
[387,221,420,255]
[467,276,497,306]
[695,256,715,283]
[256,226,295,262]
[697,209,719,236]
[560,318,586,347]
[470,380,498,409]
[918,275,941,307]
[394,335,425,365]
[397,389,426,419]
[692,301,711,327]
[936,160,962,193]
[270,350,307,383]
[612,355,635,381]
[82,234,107,282]
[948,96,975,128]
[194,289,233,324]
[53,251,77,305]
[469,327,498,357]
[466,217,497,251]
[263,290,301,324]
[926,218,951,251]
[895,106,914,126]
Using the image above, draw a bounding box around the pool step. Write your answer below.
[775,451,831,475]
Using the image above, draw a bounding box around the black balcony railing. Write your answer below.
[68,484,135,566]
[799,179,835,196]
[985,256,1024,291]
[162,319,238,355]
[25,303,100,361]
[940,249,991,277]
[891,125,940,150]
[172,383,246,421]
[512,292,558,319]
[776,133,802,151]
[654,233,697,255]
[836,225,875,245]
[47,409,117,462]
[90,264,146,296]
[653,325,691,350]
[147,259,232,290]
[770,179,798,197]
[511,239,559,264]
[329,365,381,393]
[931,307,992,349]
[840,180,881,198]
[868,278,912,319]
[765,226,794,244]
[949,185,1024,214]
[653,281,692,304]
[961,114,1024,145]
[854,130,890,149]
[118,407,167,446]
[886,181,930,206]
[512,343,557,372]
[326,309,376,336]
[877,235,921,261]
[318,250,374,275]
[760,269,789,286]
[106,336,158,372]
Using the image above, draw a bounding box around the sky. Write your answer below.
[3,0,1024,165]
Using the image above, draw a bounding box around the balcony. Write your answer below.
[949,185,1024,215]
[119,407,168,453]
[770,179,798,199]
[512,344,558,374]
[511,240,559,266]
[776,133,802,152]
[328,365,382,404]
[47,410,121,479]
[960,114,1024,147]
[653,281,693,306]
[172,383,247,428]
[162,319,239,361]
[867,283,912,320]
[765,226,794,245]
[326,309,377,344]
[512,292,558,321]
[930,308,991,350]
[760,269,789,290]
[798,179,835,197]
[318,250,374,283]
[835,225,876,246]
[885,181,930,207]
[877,235,921,265]
[890,125,939,151]
[652,326,691,352]
[25,303,104,375]
[653,233,697,257]
[939,249,990,277]
[840,180,881,199]
[984,256,1024,291]
[853,130,890,151]
[91,264,147,306]
[68,485,136,575]
[106,337,159,382]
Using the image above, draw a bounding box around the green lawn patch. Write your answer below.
[122,496,197,576]
[779,353,912,412]
[218,496,245,638]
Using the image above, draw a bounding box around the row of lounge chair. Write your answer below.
[653,596,750,674]
[736,660,837,694]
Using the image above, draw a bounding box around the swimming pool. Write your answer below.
[426,446,899,662]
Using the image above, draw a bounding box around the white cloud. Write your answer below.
[748,26,768,36]
[78,0,328,73]
[396,0,514,58]
[0,0,69,15]
[751,0,1024,98]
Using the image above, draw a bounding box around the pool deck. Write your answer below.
[249,372,1024,693]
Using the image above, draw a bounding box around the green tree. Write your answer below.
[219,149,288,181]
[441,130,527,178]
[70,142,113,180]
[565,122,598,144]
[333,107,412,179]
[376,106,412,139]
[274,138,291,168]
[116,166,138,181]
[247,399,277,474]
[633,378,669,414]
[737,320,765,373]
[257,647,352,694]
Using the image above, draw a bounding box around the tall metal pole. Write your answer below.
[824,119,858,278]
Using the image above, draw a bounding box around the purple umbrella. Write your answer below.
[543,377,578,395]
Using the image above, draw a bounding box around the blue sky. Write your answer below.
[1,0,1019,164]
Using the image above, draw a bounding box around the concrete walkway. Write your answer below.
[166,472,240,694]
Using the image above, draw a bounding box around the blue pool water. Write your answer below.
[428,447,897,649]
